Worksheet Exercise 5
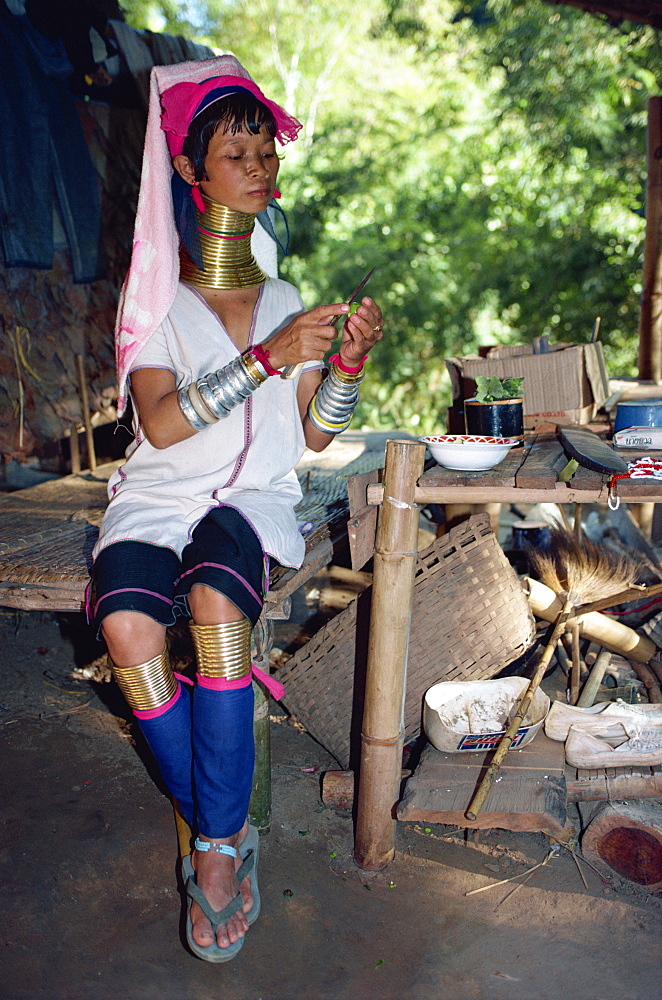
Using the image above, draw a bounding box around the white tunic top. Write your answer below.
[94,278,320,568]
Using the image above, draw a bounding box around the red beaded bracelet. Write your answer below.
[329,353,367,374]
[251,344,282,376]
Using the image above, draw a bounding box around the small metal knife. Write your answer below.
[281,266,376,379]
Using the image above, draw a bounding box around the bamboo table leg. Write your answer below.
[249,676,271,832]
[354,439,426,870]
[173,799,192,858]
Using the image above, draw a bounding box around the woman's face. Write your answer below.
[199,123,279,213]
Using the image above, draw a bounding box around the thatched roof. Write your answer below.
[546,1,662,28]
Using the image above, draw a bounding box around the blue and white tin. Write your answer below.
[613,399,662,434]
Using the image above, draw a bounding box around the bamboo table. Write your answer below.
[353,431,662,870]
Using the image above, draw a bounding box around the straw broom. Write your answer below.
[465,527,642,821]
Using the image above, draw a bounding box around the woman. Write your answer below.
[92,55,382,962]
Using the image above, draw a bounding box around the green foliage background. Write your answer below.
[121,0,661,432]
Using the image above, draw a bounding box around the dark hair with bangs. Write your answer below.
[183,92,277,181]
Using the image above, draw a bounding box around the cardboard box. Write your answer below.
[445,342,610,428]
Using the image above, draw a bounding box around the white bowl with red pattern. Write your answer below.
[421,434,518,471]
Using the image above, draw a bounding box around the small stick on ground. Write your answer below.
[494,849,557,911]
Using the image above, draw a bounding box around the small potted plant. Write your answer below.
[464,376,525,438]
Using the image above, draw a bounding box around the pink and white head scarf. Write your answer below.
[114,55,301,415]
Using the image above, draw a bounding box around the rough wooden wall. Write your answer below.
[0,100,144,467]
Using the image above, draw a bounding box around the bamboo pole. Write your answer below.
[69,423,81,474]
[577,648,612,707]
[173,799,192,858]
[573,503,583,541]
[570,622,582,704]
[249,678,271,833]
[576,581,662,616]
[354,439,425,870]
[638,96,662,382]
[525,577,656,663]
[466,594,575,821]
[75,353,97,472]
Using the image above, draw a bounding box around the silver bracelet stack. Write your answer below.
[307,362,364,435]
[177,352,268,431]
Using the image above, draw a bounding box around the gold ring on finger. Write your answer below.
[372,325,383,333]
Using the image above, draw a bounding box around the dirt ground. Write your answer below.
[1,585,661,1000]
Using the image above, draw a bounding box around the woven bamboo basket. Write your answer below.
[278,513,536,768]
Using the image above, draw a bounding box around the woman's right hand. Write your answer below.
[265,303,350,371]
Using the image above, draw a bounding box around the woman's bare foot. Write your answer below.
[190,821,254,949]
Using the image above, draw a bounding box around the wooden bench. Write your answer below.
[0,442,386,835]
[0,447,383,617]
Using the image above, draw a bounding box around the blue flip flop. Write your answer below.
[182,845,255,962]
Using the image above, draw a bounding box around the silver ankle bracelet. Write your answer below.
[194,836,238,858]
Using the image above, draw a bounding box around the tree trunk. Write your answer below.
[581,800,662,892]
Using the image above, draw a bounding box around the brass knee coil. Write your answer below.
[189,619,252,680]
[111,648,177,712]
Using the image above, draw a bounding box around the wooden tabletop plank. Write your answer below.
[567,463,606,492]
[418,444,526,488]
[515,433,566,489]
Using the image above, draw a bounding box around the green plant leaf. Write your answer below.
[500,377,525,398]
[474,375,524,402]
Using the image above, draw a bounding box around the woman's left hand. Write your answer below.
[339,297,383,367]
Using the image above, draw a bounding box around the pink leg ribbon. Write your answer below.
[194,666,284,701]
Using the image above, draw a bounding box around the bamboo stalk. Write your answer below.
[75,353,97,471]
[556,504,572,531]
[577,648,612,707]
[555,638,571,677]
[628,660,662,703]
[465,596,575,821]
[354,439,425,870]
[570,622,581,704]
[574,503,583,541]
[525,578,656,663]
[173,799,192,858]
[69,423,81,475]
[249,678,271,832]
[575,582,662,617]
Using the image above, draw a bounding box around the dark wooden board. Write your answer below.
[397,734,568,837]
[346,468,381,571]
[559,425,629,475]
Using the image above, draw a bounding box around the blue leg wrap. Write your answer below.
[136,683,195,825]
[192,684,255,838]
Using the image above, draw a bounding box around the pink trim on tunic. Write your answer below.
[176,562,263,607]
[94,587,174,615]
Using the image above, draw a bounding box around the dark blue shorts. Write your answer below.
[92,506,267,632]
